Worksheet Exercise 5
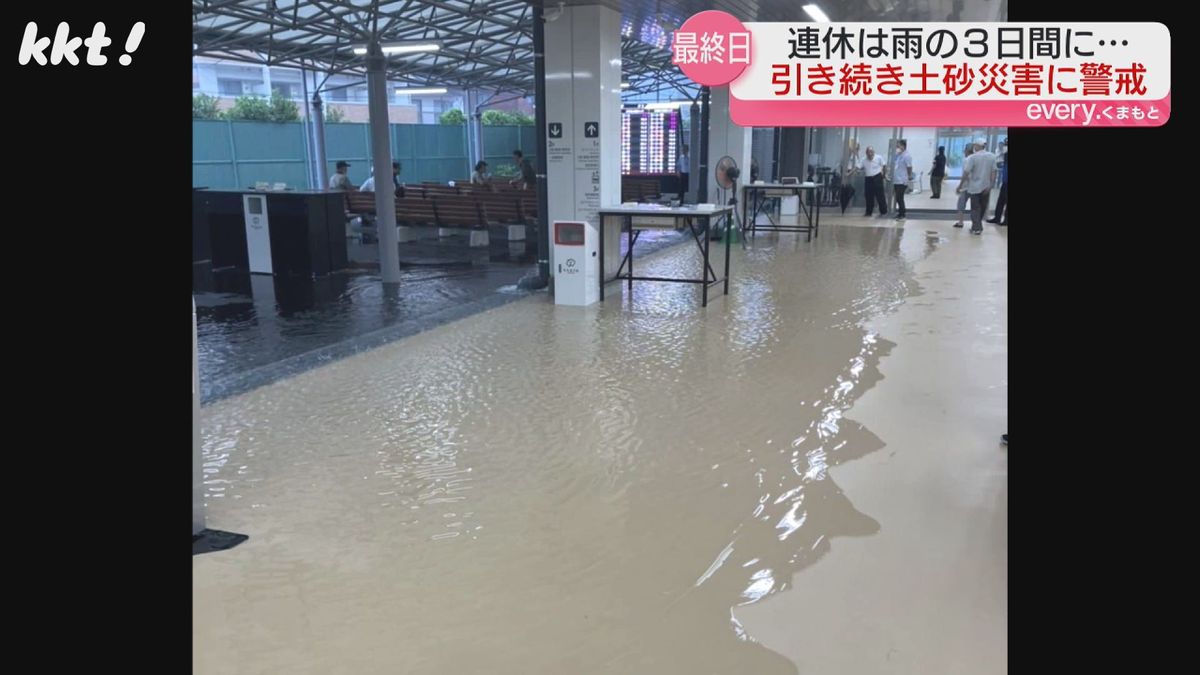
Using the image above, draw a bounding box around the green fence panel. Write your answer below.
[194,121,534,189]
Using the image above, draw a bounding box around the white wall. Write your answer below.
[900,128,938,188]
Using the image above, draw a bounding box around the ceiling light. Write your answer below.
[394,87,448,95]
[353,42,442,55]
[620,82,631,89]
[803,5,831,23]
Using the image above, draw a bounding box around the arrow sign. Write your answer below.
[584,121,599,138]
[548,123,563,138]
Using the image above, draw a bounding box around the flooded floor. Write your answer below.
[195,230,690,403]
[194,216,1007,674]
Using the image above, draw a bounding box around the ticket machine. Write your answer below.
[242,193,273,274]
[553,220,599,306]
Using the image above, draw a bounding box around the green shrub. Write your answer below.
[192,93,222,120]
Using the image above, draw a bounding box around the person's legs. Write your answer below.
[955,189,968,227]
[969,192,984,233]
[989,181,1007,223]
[893,184,907,218]
[875,177,888,215]
[931,175,942,198]
[863,175,875,215]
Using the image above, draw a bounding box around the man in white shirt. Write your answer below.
[359,162,400,193]
[861,146,887,217]
[329,160,354,191]
[961,139,997,235]
[891,140,914,219]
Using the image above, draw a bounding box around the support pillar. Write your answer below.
[366,42,401,284]
[310,91,329,190]
[704,86,752,210]
[542,3,622,280]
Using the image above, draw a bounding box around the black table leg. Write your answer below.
[815,191,821,238]
[627,216,633,292]
[723,210,732,295]
[702,215,711,307]
[741,188,748,240]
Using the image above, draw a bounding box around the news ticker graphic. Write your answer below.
[671,12,1170,127]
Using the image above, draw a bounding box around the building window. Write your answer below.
[273,83,299,100]
[218,78,245,96]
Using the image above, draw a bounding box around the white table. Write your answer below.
[597,206,734,307]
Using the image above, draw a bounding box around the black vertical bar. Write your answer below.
[723,211,731,295]
[598,214,605,301]
[702,215,710,307]
[627,216,633,292]
[533,5,551,286]
[697,87,711,204]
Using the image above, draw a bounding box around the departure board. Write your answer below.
[620,108,680,176]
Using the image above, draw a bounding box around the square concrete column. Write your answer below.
[543,4,622,278]
[705,86,753,210]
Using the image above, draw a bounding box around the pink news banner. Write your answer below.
[671,12,1170,127]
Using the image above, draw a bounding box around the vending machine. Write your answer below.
[552,220,599,306]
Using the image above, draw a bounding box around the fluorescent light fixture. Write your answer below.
[353,42,441,55]
[643,101,692,109]
[803,5,831,22]
[394,87,448,95]
[620,82,631,89]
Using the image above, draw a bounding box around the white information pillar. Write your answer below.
[705,86,753,210]
[543,4,622,280]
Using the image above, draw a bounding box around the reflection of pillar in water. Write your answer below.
[192,297,205,535]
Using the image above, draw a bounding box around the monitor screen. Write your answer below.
[621,108,680,176]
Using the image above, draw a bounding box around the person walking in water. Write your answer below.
[930,146,947,198]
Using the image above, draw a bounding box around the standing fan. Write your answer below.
[714,155,741,243]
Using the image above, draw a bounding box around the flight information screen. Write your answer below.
[621,108,680,176]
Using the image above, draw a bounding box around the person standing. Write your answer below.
[954,145,975,228]
[930,146,947,198]
[861,146,887,217]
[988,140,1008,226]
[891,140,914,219]
[509,149,536,189]
[329,160,355,191]
[962,139,997,235]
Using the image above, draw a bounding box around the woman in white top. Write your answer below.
[470,161,490,186]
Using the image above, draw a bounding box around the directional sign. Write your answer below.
[584,121,599,138]
[549,122,563,138]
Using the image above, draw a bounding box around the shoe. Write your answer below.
[997,221,1007,227]
[953,222,963,228]
[971,227,982,234]
[864,213,873,217]
[1001,434,1008,445]
[986,219,1001,224]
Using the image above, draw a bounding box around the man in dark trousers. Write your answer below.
[510,149,536,189]
[861,146,887,217]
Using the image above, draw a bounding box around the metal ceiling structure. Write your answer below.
[193,1,1006,98]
